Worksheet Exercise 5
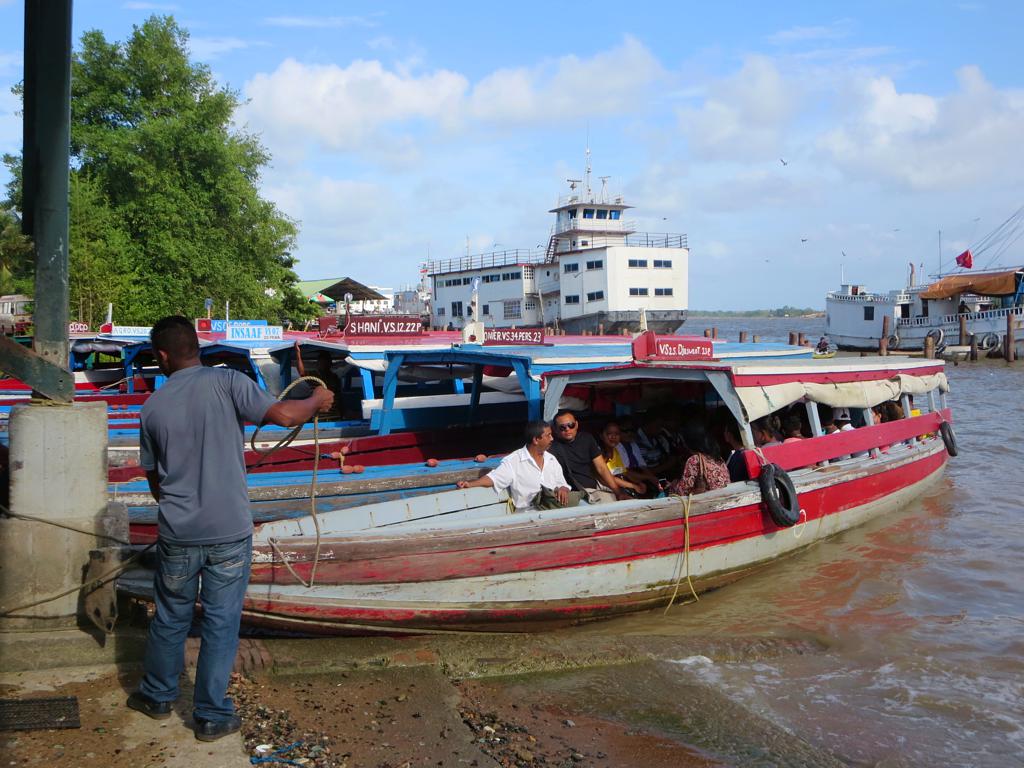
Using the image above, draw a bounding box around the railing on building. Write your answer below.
[556,232,687,254]
[554,219,637,235]
[554,193,626,208]
[897,305,1024,327]
[425,249,546,276]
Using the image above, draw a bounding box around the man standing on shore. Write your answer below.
[126,316,333,741]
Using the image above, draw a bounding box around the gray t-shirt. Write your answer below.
[139,365,275,546]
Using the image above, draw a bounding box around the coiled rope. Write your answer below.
[250,375,327,588]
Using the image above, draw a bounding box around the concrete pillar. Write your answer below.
[0,402,109,630]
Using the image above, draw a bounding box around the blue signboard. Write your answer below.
[209,319,267,333]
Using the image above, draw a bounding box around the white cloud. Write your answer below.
[189,36,253,62]
[262,16,375,29]
[677,55,799,161]
[241,58,467,154]
[820,66,1024,190]
[767,20,854,45]
[468,36,662,124]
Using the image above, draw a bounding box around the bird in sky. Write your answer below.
[779,158,788,166]
[801,238,808,243]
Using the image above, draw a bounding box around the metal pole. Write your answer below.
[23,0,72,387]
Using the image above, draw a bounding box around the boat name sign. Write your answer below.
[343,315,424,336]
[225,323,283,342]
[632,331,715,361]
[484,327,545,345]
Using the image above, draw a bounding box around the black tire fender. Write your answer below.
[940,421,958,457]
[887,334,900,350]
[925,328,945,347]
[980,332,1000,351]
[758,463,802,527]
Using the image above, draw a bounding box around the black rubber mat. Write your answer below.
[0,696,80,731]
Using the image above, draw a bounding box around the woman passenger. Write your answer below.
[598,421,657,496]
[669,422,730,496]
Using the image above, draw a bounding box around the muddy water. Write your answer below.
[550,318,1024,766]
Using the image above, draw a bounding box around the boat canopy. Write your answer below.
[918,268,1023,299]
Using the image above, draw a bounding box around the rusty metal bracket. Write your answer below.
[0,335,73,403]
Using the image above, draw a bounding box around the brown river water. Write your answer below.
[541,317,1024,766]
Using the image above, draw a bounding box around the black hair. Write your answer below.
[524,421,550,444]
[782,411,804,437]
[680,421,721,461]
[552,409,576,425]
[150,315,199,359]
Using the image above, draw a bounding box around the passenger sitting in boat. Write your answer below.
[598,420,658,497]
[669,422,730,495]
[881,401,905,422]
[816,336,830,353]
[635,409,679,477]
[781,411,806,443]
[719,419,749,482]
[751,417,781,447]
[456,421,571,511]
[550,410,642,504]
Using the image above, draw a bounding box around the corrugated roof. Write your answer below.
[296,277,386,302]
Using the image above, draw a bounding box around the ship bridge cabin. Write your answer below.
[428,161,690,336]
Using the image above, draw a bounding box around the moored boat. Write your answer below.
[119,347,955,634]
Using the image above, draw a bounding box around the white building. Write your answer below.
[428,160,689,334]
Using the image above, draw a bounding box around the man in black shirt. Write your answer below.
[549,410,640,503]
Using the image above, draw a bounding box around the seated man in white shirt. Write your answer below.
[456,421,571,511]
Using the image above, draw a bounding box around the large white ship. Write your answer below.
[426,153,689,334]
[825,265,1023,352]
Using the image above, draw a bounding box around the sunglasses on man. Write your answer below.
[556,422,577,431]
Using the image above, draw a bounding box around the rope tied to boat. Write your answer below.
[255,375,327,589]
[664,493,699,614]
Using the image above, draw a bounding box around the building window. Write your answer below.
[503,300,522,319]
[451,301,464,317]
[564,263,579,273]
[653,259,672,269]
[437,307,445,317]
[568,208,577,219]
[863,306,875,321]
[655,287,673,296]
[524,300,537,310]
[565,295,581,305]
[463,277,472,285]
[580,240,589,246]
[482,305,490,316]
[502,271,521,281]
[586,259,603,270]
[583,208,595,219]
[628,259,648,268]
[596,209,608,219]
[609,210,621,220]
[629,288,649,297]
[586,290,605,301]
[522,265,534,279]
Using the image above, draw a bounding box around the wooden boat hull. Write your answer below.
[228,438,947,635]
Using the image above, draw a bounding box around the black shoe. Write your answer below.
[126,691,173,720]
[194,714,242,742]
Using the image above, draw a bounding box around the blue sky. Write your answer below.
[1,1,1022,309]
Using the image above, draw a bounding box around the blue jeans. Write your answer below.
[139,536,252,722]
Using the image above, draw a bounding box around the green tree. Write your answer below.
[0,210,34,296]
[3,15,316,325]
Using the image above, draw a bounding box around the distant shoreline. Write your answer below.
[689,310,825,318]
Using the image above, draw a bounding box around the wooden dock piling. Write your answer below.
[752,334,760,343]
[970,333,979,362]
[704,329,711,338]
[788,331,798,346]
[924,334,935,359]
[959,315,968,346]
[1006,314,1017,362]
[879,316,891,356]
[739,331,748,343]
[797,332,806,346]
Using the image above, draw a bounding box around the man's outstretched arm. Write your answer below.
[264,387,334,428]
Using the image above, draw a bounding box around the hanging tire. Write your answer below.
[980,332,1000,351]
[925,328,945,347]
[940,422,958,457]
[758,463,801,527]
[887,334,900,350]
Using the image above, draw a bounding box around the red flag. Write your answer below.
[955,249,973,269]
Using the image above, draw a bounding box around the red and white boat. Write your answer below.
[119,348,955,635]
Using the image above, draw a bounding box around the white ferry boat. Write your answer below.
[825,265,1024,352]
[427,152,689,335]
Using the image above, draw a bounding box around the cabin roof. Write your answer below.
[918,267,1023,299]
